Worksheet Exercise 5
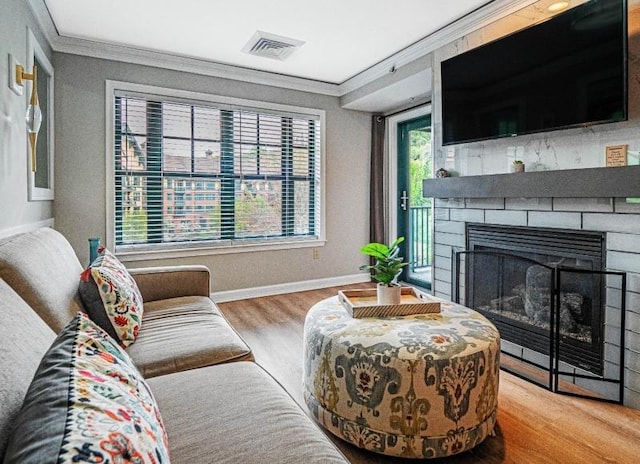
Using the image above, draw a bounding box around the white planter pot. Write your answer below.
[377,283,401,305]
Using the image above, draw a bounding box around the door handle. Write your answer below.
[400,190,408,211]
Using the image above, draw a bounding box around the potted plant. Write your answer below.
[512,159,525,173]
[359,237,408,304]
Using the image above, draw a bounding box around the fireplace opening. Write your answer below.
[463,224,606,375]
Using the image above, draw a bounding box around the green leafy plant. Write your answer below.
[513,159,524,165]
[359,237,408,286]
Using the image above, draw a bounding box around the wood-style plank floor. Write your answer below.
[218,284,640,464]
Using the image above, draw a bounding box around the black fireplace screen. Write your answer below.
[465,250,603,374]
[453,224,626,403]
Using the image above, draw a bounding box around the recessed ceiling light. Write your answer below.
[548,1,569,12]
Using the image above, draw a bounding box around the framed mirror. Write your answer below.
[27,28,54,201]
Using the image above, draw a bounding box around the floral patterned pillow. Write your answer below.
[79,247,143,347]
[3,312,170,464]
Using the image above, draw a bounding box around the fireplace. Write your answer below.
[461,224,606,375]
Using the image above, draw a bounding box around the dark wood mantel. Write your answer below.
[422,165,640,199]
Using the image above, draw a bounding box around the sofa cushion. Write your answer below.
[126,296,253,378]
[0,279,57,459]
[0,228,84,332]
[3,312,170,464]
[80,248,144,347]
[148,362,348,464]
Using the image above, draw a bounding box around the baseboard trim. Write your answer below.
[0,218,55,240]
[211,273,371,303]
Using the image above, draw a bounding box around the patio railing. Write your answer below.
[410,205,432,270]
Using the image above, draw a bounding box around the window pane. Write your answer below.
[234,112,257,144]
[194,141,221,173]
[294,181,310,234]
[164,177,221,241]
[293,148,308,177]
[119,135,148,170]
[234,144,258,175]
[119,175,148,244]
[259,114,281,145]
[194,106,221,140]
[259,147,281,175]
[292,119,309,147]
[121,99,147,135]
[163,103,191,138]
[235,180,282,237]
[163,138,191,172]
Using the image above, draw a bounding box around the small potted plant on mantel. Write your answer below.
[359,237,408,305]
[512,159,525,173]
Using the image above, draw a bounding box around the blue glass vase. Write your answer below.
[88,237,101,265]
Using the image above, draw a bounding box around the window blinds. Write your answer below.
[114,94,321,248]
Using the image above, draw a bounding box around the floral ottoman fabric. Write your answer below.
[303,296,500,459]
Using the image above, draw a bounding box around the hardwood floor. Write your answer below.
[218,284,640,463]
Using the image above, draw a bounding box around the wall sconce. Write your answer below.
[9,56,42,172]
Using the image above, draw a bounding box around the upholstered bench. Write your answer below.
[302,295,500,459]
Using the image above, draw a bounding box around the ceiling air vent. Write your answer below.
[242,31,305,61]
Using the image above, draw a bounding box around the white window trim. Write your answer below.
[27,28,55,201]
[105,80,326,260]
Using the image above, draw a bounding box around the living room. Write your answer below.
[1,0,640,462]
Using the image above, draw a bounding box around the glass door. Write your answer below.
[397,115,432,289]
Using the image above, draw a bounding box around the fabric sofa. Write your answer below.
[0,228,253,378]
[0,228,348,463]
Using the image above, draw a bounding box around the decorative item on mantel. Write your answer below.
[436,167,449,178]
[512,159,525,172]
[605,144,628,167]
[359,237,408,305]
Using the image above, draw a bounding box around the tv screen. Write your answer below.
[441,0,627,146]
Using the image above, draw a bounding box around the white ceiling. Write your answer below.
[43,0,489,85]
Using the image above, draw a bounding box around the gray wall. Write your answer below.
[0,0,53,234]
[54,53,371,291]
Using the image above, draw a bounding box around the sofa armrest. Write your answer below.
[128,265,211,302]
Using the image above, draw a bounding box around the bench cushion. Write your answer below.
[126,296,253,378]
[148,362,349,464]
[0,280,56,459]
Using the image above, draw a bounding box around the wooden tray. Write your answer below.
[338,287,441,318]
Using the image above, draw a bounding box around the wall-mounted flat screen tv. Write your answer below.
[441,0,627,146]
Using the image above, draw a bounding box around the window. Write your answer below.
[110,83,324,255]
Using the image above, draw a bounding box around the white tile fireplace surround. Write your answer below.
[429,192,640,408]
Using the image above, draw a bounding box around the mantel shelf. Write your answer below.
[422,165,640,199]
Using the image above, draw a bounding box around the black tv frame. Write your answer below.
[441,0,628,146]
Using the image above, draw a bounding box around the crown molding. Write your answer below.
[29,0,538,98]
[55,35,343,96]
[27,0,341,96]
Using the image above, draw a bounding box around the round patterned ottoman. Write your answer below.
[302,295,500,459]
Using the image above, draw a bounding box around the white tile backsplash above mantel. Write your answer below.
[432,196,640,409]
